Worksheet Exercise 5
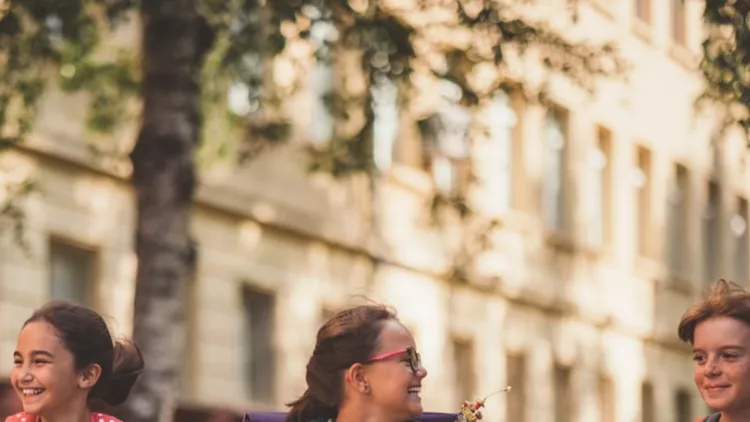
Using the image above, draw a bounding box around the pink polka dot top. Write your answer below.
[4,412,123,422]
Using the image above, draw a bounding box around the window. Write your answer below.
[634,146,652,257]
[44,14,63,45]
[635,0,651,24]
[703,182,721,283]
[675,389,692,422]
[227,82,254,116]
[732,197,749,284]
[225,4,264,118]
[308,2,336,145]
[372,78,400,171]
[667,165,690,276]
[641,381,655,422]
[49,239,96,306]
[506,354,526,422]
[242,287,276,404]
[554,364,573,422]
[598,374,615,422]
[452,338,475,402]
[489,90,518,213]
[420,80,472,195]
[586,127,612,246]
[543,108,567,232]
[671,0,686,46]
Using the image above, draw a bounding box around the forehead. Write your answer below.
[694,316,750,348]
[16,321,64,353]
[374,319,416,353]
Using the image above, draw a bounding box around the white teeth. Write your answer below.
[21,388,44,396]
[408,387,421,393]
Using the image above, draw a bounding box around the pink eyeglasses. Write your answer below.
[368,347,422,373]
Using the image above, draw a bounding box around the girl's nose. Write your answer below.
[20,368,34,382]
[416,365,428,379]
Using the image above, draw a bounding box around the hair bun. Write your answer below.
[102,340,145,406]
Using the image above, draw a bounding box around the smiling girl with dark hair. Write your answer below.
[6,301,144,422]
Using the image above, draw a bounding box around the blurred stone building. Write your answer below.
[1,1,748,422]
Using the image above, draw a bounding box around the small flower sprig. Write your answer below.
[457,386,512,422]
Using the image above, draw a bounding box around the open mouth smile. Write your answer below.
[20,388,45,397]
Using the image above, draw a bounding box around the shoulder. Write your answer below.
[5,413,37,422]
[91,413,123,422]
[695,414,721,422]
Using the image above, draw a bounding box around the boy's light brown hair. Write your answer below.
[678,279,750,344]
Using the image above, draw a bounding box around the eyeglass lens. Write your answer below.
[408,348,421,372]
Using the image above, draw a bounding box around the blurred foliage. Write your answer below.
[0,0,138,247]
[2,0,628,171]
[700,0,750,145]
[0,177,36,254]
[0,0,139,139]
[296,0,628,176]
[0,0,627,280]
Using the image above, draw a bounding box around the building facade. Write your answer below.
[1,1,748,422]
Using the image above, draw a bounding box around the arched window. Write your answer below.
[488,91,517,212]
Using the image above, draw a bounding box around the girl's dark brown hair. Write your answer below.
[285,304,397,422]
[24,301,144,406]
[678,279,750,344]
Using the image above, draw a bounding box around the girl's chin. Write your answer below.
[22,403,43,414]
[407,403,424,417]
[20,396,47,415]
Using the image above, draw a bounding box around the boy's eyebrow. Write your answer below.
[693,345,747,353]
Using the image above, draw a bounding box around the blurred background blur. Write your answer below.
[1,0,748,422]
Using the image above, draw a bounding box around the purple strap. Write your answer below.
[243,411,458,422]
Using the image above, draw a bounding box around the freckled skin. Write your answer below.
[693,316,750,422]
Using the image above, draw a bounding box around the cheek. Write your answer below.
[373,366,410,389]
[38,368,55,384]
[725,361,750,383]
[391,365,414,385]
[33,365,65,389]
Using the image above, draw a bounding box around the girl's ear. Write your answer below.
[77,363,102,390]
[344,363,370,394]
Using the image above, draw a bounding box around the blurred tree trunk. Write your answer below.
[123,1,212,421]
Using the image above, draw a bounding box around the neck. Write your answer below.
[721,407,750,422]
[38,405,91,422]
[337,402,402,422]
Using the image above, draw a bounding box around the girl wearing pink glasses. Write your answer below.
[286,305,428,422]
